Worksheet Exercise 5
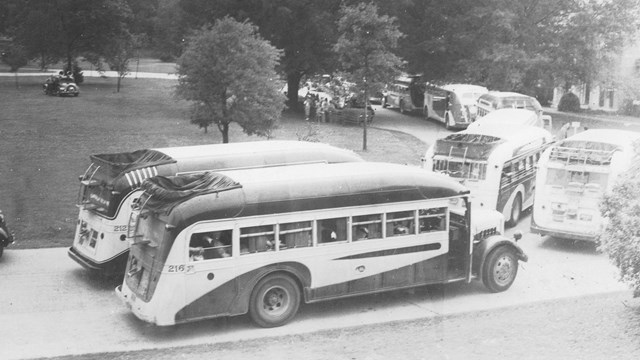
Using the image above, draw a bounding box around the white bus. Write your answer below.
[69,141,363,276]
[116,162,527,328]
[423,125,554,226]
[423,84,488,130]
[382,75,424,114]
[531,129,640,242]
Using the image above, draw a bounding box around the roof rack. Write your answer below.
[549,146,617,166]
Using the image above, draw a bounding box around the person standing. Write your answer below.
[304,96,312,121]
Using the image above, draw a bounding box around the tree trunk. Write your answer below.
[116,76,121,93]
[221,122,229,143]
[363,85,368,151]
[287,72,303,110]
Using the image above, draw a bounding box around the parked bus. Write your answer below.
[116,162,527,328]
[531,129,640,242]
[382,75,424,114]
[69,141,364,276]
[423,125,554,226]
[423,84,488,129]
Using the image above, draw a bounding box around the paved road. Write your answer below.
[0,213,628,360]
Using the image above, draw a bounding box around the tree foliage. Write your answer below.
[334,2,404,151]
[600,148,640,297]
[175,17,286,143]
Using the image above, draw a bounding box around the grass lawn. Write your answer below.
[0,75,425,248]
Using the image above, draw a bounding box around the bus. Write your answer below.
[423,125,554,226]
[382,75,424,114]
[116,162,527,328]
[531,129,640,242]
[69,141,364,276]
[423,84,488,130]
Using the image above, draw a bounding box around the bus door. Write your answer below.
[430,88,448,118]
[446,201,471,281]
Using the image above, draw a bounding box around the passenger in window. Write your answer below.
[355,227,369,240]
[393,223,410,235]
[189,230,231,260]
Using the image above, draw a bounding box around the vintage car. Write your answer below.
[0,209,13,258]
[43,74,80,97]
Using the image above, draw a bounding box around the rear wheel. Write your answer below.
[482,246,518,292]
[249,273,300,328]
[506,193,522,227]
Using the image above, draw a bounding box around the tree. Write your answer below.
[334,2,404,151]
[599,148,640,297]
[1,44,28,88]
[175,17,286,143]
[178,0,342,109]
[103,32,137,92]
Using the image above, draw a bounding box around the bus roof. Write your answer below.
[89,141,364,180]
[561,129,640,150]
[435,125,553,160]
[440,84,488,95]
[144,162,470,228]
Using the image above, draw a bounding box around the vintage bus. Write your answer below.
[382,75,424,114]
[423,125,554,226]
[69,141,364,276]
[531,129,640,242]
[116,162,527,328]
[423,84,488,130]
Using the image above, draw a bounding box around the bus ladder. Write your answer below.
[76,163,101,209]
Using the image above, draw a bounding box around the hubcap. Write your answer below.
[262,286,289,316]
[494,255,514,286]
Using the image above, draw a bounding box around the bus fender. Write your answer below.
[228,262,311,315]
[472,235,528,275]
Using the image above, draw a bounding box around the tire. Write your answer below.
[482,246,518,292]
[249,273,300,328]
[506,193,522,228]
[0,245,4,258]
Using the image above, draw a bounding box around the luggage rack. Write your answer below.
[549,146,617,166]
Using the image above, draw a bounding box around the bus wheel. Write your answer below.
[482,246,518,292]
[249,273,300,328]
[507,193,522,227]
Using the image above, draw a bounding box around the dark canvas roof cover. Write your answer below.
[90,149,176,177]
[139,172,241,214]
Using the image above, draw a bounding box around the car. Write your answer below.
[0,209,14,258]
[43,73,80,97]
[467,108,552,131]
[476,91,542,119]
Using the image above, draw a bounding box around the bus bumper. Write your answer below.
[530,220,598,242]
[68,246,129,276]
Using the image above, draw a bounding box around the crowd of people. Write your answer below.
[303,94,338,122]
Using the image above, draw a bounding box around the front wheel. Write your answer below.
[249,273,300,328]
[482,246,518,292]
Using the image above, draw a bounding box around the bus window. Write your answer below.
[352,214,382,241]
[279,221,312,249]
[189,230,232,261]
[419,208,446,233]
[240,225,275,254]
[386,211,415,236]
[318,217,347,244]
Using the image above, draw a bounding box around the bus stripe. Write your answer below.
[334,243,441,260]
[124,173,134,187]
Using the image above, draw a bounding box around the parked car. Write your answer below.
[0,209,14,258]
[467,108,552,132]
[43,73,80,97]
[476,91,542,119]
